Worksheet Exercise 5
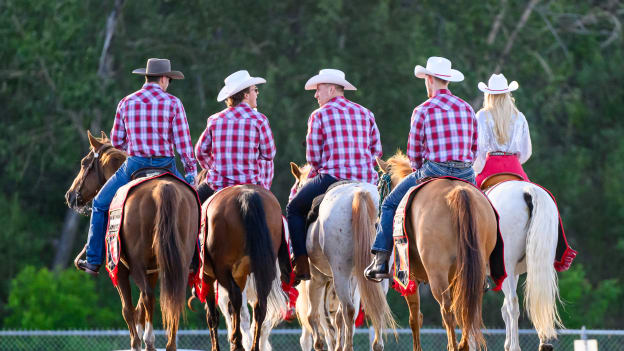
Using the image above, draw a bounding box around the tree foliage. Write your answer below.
[1,0,623,329]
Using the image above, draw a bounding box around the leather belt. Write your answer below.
[431,160,473,168]
[488,151,516,156]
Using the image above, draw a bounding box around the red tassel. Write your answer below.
[355,304,365,327]
[392,279,417,296]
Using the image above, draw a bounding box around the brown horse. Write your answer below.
[65,131,198,351]
[377,152,498,351]
[192,184,287,351]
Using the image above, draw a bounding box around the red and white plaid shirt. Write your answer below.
[111,83,197,175]
[407,89,477,170]
[306,96,382,184]
[195,103,276,191]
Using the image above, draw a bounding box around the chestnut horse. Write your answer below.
[377,152,498,351]
[65,131,198,351]
[193,184,287,351]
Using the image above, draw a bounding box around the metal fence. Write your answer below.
[1,327,622,350]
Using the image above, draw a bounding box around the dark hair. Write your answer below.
[146,75,165,83]
[433,76,450,86]
[226,87,250,107]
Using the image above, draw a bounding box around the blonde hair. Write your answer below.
[479,93,520,144]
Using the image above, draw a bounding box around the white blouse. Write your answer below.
[473,110,532,174]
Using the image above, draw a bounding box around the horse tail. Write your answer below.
[237,189,277,313]
[446,185,486,349]
[153,182,186,332]
[523,184,562,341]
[352,189,397,335]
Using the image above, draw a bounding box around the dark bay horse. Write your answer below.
[65,131,198,351]
[377,152,498,351]
[191,184,287,351]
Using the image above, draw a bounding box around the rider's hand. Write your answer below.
[185,173,196,185]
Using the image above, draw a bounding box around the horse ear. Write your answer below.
[100,131,109,142]
[376,157,389,174]
[87,130,102,149]
[290,162,301,180]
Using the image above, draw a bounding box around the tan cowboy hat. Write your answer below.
[217,70,266,102]
[304,69,356,90]
[132,58,184,79]
[414,56,464,82]
[478,73,518,94]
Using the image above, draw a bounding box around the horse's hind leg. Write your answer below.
[502,271,521,351]
[225,275,245,351]
[404,284,423,351]
[429,275,458,351]
[203,277,221,351]
[142,273,159,351]
[116,268,141,351]
[333,271,356,351]
[307,267,329,351]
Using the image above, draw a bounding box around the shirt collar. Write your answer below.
[433,89,452,97]
[142,83,163,91]
[326,96,346,105]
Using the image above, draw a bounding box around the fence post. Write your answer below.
[369,326,374,351]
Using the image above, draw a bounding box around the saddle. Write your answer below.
[131,167,171,180]
[306,180,355,226]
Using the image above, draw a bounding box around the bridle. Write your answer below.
[71,144,113,215]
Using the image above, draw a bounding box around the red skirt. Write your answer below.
[476,154,529,188]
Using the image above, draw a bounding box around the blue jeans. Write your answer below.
[86,156,182,265]
[371,161,476,254]
[286,173,338,257]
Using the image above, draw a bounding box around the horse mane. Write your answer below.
[97,139,127,169]
[386,150,412,185]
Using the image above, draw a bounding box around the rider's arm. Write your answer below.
[470,107,479,162]
[257,116,276,161]
[171,100,197,177]
[110,100,128,151]
[194,118,213,172]
[473,111,487,174]
[369,112,383,159]
[518,112,532,164]
[407,108,425,171]
[306,111,323,176]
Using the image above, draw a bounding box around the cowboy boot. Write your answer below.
[76,259,101,276]
[364,251,392,282]
[292,254,311,281]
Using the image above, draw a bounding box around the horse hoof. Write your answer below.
[372,343,384,351]
[539,344,554,351]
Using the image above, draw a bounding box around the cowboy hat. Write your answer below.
[132,58,184,79]
[478,73,518,94]
[414,56,464,82]
[304,69,356,90]
[217,70,266,102]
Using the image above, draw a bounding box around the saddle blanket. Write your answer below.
[486,180,577,271]
[392,176,507,296]
[105,172,200,286]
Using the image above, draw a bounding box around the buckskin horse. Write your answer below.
[190,183,288,351]
[377,152,498,351]
[290,163,397,351]
[65,131,198,351]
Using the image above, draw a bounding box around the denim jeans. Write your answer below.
[286,173,338,257]
[86,156,182,265]
[371,161,475,254]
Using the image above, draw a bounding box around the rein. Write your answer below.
[377,172,392,218]
[72,144,114,214]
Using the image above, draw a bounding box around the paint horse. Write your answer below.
[377,152,499,351]
[65,131,198,351]
[290,163,396,351]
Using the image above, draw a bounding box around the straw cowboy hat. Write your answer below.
[478,73,519,94]
[414,56,464,82]
[304,69,357,90]
[217,70,266,102]
[132,58,184,79]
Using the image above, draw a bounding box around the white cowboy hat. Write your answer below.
[304,69,356,90]
[478,73,519,94]
[414,56,464,82]
[217,70,266,102]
